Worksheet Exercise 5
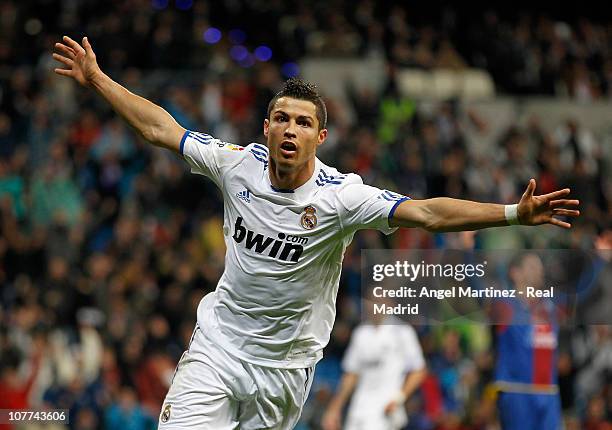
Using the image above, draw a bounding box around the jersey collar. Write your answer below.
[266,158,321,201]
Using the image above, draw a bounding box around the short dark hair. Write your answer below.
[267,78,327,130]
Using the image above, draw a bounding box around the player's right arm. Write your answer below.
[53,36,185,153]
[322,372,359,430]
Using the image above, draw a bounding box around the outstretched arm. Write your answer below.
[390,179,579,232]
[53,36,185,152]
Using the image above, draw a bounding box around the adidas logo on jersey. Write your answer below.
[232,217,307,262]
[236,189,251,203]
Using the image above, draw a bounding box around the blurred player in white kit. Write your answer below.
[322,307,426,430]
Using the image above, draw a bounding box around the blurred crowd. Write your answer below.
[3,1,612,98]
[1,1,612,429]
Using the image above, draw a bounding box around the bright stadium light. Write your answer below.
[254,46,273,62]
[281,62,299,77]
[203,28,222,44]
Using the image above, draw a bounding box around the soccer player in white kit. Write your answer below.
[53,36,580,430]
[322,315,426,430]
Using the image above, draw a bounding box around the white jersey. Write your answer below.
[342,322,425,423]
[181,130,409,369]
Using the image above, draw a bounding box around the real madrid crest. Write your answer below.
[161,404,171,423]
[300,205,317,230]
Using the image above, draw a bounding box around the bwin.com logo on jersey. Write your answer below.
[232,217,308,263]
[236,189,251,203]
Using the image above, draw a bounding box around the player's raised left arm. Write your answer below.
[390,179,580,232]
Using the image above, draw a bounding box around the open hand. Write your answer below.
[517,179,580,228]
[53,36,101,87]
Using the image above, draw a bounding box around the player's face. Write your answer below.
[512,254,545,290]
[263,97,327,174]
[522,254,545,288]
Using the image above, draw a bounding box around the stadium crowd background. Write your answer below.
[1,1,611,429]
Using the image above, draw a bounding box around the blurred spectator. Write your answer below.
[0,345,42,410]
[104,386,156,430]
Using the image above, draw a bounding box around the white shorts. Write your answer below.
[158,323,315,430]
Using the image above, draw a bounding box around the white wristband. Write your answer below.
[505,204,520,225]
[394,392,407,404]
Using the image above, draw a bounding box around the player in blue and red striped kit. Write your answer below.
[494,253,561,430]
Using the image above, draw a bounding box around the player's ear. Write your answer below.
[317,128,328,147]
[263,118,270,138]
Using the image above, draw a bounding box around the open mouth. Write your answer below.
[280,141,297,156]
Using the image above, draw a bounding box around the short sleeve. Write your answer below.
[337,181,410,234]
[341,327,365,373]
[180,130,245,187]
[400,325,425,373]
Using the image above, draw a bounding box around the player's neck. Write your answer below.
[268,158,315,191]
